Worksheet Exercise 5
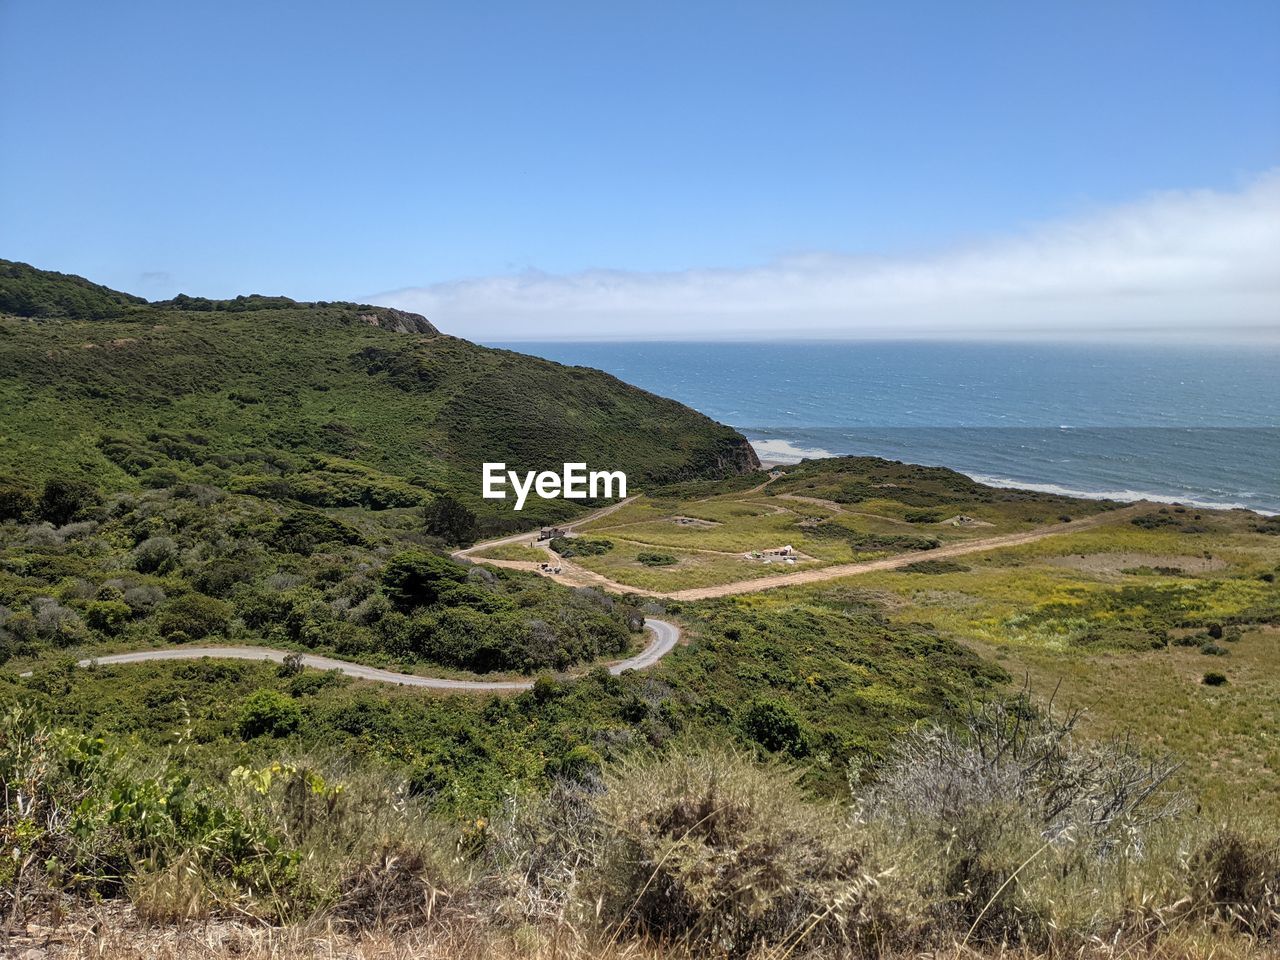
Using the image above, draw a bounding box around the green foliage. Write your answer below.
[0,259,146,319]
[420,495,478,547]
[272,509,363,555]
[0,485,35,522]
[771,455,1117,516]
[902,559,970,574]
[0,263,756,534]
[381,550,468,611]
[156,594,232,639]
[637,551,677,566]
[808,523,940,552]
[38,477,100,525]
[238,689,302,738]
[550,536,613,557]
[84,599,132,634]
[1203,671,1228,686]
[740,697,808,756]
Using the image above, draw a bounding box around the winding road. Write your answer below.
[44,490,1150,693]
[68,618,681,692]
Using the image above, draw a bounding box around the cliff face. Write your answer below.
[727,436,763,473]
[358,307,439,336]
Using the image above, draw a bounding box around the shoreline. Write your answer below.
[748,439,1277,517]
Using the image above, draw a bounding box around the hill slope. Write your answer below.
[0,260,758,530]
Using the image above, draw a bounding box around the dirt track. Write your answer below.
[461,503,1150,600]
[65,618,681,691]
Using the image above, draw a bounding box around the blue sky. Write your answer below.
[2,1,1277,339]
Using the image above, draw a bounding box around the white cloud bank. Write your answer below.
[372,171,1280,341]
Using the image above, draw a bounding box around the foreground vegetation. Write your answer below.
[4,705,1278,958]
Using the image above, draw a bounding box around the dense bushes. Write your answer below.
[0,709,458,925]
[37,477,100,525]
[0,484,645,675]
[637,551,677,566]
[550,537,613,558]
[382,551,470,610]
[238,689,302,738]
[420,494,478,547]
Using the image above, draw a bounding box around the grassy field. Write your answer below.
[553,466,1280,817]
[562,460,1133,590]
[771,504,1280,815]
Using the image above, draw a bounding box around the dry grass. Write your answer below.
[11,910,1278,960]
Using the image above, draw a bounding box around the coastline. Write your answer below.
[747,439,1278,517]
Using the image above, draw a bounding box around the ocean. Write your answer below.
[488,341,1280,515]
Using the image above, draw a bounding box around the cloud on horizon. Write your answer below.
[371,171,1280,342]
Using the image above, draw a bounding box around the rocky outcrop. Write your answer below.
[357,307,439,336]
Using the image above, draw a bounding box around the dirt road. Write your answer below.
[67,618,681,691]
[462,504,1149,600]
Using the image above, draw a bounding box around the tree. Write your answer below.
[420,495,478,547]
[740,697,808,757]
[381,550,468,611]
[0,486,35,522]
[38,478,100,525]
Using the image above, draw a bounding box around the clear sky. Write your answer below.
[2,1,1277,339]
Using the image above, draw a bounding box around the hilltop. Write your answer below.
[0,259,758,532]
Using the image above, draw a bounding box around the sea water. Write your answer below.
[490,341,1280,515]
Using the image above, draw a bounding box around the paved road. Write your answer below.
[69,618,681,692]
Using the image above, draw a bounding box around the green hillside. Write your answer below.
[0,260,757,532]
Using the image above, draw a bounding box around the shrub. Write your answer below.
[860,700,1184,944]
[1203,671,1228,686]
[38,477,100,525]
[84,599,132,634]
[419,494,478,547]
[272,510,362,555]
[0,485,36,522]
[130,536,180,574]
[904,510,943,523]
[1189,830,1280,936]
[590,749,896,957]
[278,651,305,677]
[123,584,166,613]
[155,594,232,639]
[194,557,261,598]
[637,551,677,566]
[550,537,613,558]
[740,697,808,757]
[31,598,87,645]
[902,559,970,574]
[1200,642,1228,656]
[381,550,468,610]
[237,690,302,738]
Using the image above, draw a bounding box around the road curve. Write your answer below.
[67,618,681,692]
